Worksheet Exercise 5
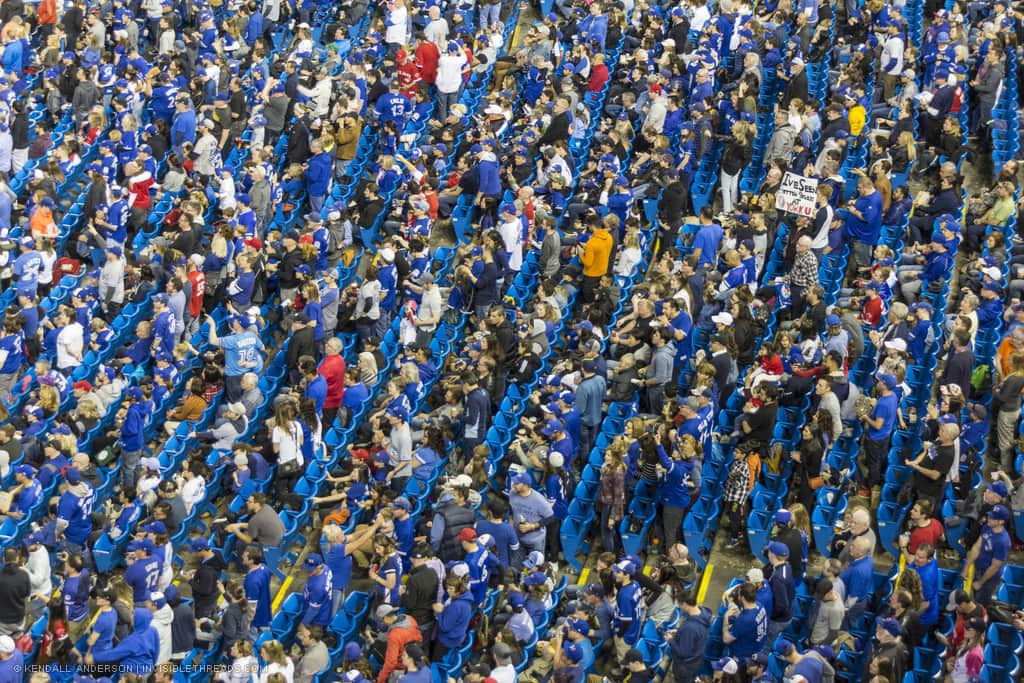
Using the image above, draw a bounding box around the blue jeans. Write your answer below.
[478,1,500,27]
[121,449,142,493]
[310,194,326,215]
[436,90,460,121]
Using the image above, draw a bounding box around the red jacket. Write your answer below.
[398,61,421,98]
[377,615,422,683]
[588,63,609,92]
[318,354,346,410]
[38,0,56,25]
[415,42,439,84]
[187,270,206,318]
[128,171,154,210]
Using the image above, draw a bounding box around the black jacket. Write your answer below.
[170,601,197,654]
[191,551,227,617]
[400,564,439,628]
[0,566,29,623]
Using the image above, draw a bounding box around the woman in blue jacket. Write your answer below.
[431,575,475,663]
[658,438,696,549]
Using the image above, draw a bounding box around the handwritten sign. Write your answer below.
[775,172,819,218]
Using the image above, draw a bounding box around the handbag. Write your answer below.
[278,459,301,477]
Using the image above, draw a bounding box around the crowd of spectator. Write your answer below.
[0,0,1022,681]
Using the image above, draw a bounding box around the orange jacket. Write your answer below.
[581,228,614,277]
[377,614,422,683]
[30,207,58,241]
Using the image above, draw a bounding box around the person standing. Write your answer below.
[858,373,898,502]
[963,504,1011,606]
[0,549,28,636]
[574,358,606,466]
[206,313,266,401]
[611,560,642,659]
[666,588,711,683]
[764,541,795,643]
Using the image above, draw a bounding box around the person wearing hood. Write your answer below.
[577,217,614,303]
[375,604,422,683]
[166,585,196,665]
[147,591,174,665]
[186,538,226,619]
[431,575,474,662]
[87,607,160,675]
[473,140,502,223]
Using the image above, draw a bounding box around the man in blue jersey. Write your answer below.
[55,467,94,563]
[840,535,874,629]
[964,504,1011,606]
[207,313,266,401]
[611,560,642,659]
[859,373,898,498]
[243,546,273,637]
[723,581,767,661]
[12,236,42,298]
[302,554,334,627]
[85,587,118,657]
[124,540,163,607]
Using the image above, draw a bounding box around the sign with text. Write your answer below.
[775,172,819,218]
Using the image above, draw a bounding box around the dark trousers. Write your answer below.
[861,435,889,488]
[581,274,601,303]
[225,374,244,402]
[578,423,598,464]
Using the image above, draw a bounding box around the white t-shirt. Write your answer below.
[385,5,409,45]
[56,322,84,370]
[272,421,304,466]
[436,53,467,94]
[499,217,524,272]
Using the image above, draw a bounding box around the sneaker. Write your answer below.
[725,536,742,549]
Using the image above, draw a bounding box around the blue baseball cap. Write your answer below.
[876,373,898,389]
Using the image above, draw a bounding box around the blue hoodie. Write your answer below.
[171,107,197,153]
[92,608,160,675]
[120,401,149,452]
[304,152,333,196]
[436,591,475,647]
[476,152,501,197]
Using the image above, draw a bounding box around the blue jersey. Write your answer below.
[867,393,897,441]
[378,553,402,605]
[90,608,117,652]
[12,480,41,516]
[124,556,163,603]
[614,581,643,644]
[976,526,1011,577]
[12,251,42,295]
[57,487,94,545]
[244,564,273,628]
[302,568,334,626]
[375,93,411,125]
[728,605,768,659]
[0,332,23,375]
[219,331,265,377]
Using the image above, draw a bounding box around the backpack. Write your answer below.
[970,364,992,399]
